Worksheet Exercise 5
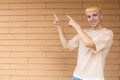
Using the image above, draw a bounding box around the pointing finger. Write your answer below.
[53,13,59,19]
[66,15,72,20]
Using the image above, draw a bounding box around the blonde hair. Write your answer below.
[85,6,101,15]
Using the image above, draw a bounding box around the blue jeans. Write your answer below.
[72,76,82,80]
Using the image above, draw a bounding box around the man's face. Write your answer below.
[87,11,102,28]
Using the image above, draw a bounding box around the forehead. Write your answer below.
[86,11,99,15]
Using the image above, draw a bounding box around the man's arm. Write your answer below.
[66,15,96,51]
[53,13,69,48]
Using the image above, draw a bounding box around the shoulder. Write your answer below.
[100,28,113,40]
[102,28,113,36]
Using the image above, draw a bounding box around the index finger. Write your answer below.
[66,15,72,20]
[53,13,59,19]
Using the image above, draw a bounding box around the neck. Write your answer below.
[93,24,103,30]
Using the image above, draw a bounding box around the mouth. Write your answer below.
[90,21,96,25]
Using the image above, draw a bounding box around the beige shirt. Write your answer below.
[68,28,113,79]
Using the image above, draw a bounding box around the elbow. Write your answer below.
[84,43,96,51]
[85,43,93,48]
[84,42,93,48]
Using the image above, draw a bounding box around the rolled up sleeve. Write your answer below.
[68,34,79,50]
[91,30,113,53]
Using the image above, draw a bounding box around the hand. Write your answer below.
[66,15,78,27]
[53,13,61,26]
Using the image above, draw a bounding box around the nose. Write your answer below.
[90,16,94,21]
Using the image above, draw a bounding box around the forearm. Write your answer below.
[57,26,68,48]
[53,13,69,48]
[73,23,95,49]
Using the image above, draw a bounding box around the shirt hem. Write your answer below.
[73,74,104,80]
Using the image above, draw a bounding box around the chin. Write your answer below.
[90,24,97,28]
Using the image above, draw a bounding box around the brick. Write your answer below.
[10,4,28,9]
[103,9,120,15]
[28,9,63,15]
[28,70,63,76]
[28,0,45,3]
[105,77,119,80]
[46,3,82,8]
[28,52,46,57]
[102,21,120,27]
[10,16,45,21]
[0,52,9,57]
[0,58,10,63]
[64,59,77,64]
[64,9,84,15]
[111,46,120,52]
[10,58,28,63]
[10,52,28,57]
[28,34,59,39]
[0,46,10,51]
[0,0,9,3]
[28,40,46,45]
[45,52,67,58]
[64,70,73,76]
[28,16,45,21]
[0,70,28,75]
[107,52,119,58]
[0,76,9,80]
[0,4,9,9]
[9,46,28,51]
[0,22,27,28]
[28,46,46,51]
[10,16,27,21]
[83,3,119,9]
[46,40,61,45]
[28,22,46,27]
[11,76,46,80]
[0,16,9,21]
[10,28,45,33]
[106,58,120,64]
[105,65,119,70]
[28,58,65,64]
[0,40,9,45]
[0,34,27,39]
[63,0,83,2]
[10,0,27,3]
[105,70,120,76]
[28,3,45,9]
[0,64,10,69]
[45,46,67,51]
[0,10,27,16]
[10,40,29,45]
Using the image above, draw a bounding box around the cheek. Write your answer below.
[87,18,90,22]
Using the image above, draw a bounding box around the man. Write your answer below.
[53,6,113,80]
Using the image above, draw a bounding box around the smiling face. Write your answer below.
[85,6,102,29]
[87,11,102,28]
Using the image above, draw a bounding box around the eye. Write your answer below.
[93,14,97,16]
[87,15,91,18]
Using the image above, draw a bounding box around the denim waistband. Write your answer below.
[72,76,82,80]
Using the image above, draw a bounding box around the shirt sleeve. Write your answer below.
[68,34,79,50]
[91,30,113,53]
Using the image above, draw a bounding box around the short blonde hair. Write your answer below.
[85,6,101,15]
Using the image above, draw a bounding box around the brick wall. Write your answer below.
[0,0,119,80]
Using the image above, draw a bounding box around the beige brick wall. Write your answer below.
[0,0,119,80]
